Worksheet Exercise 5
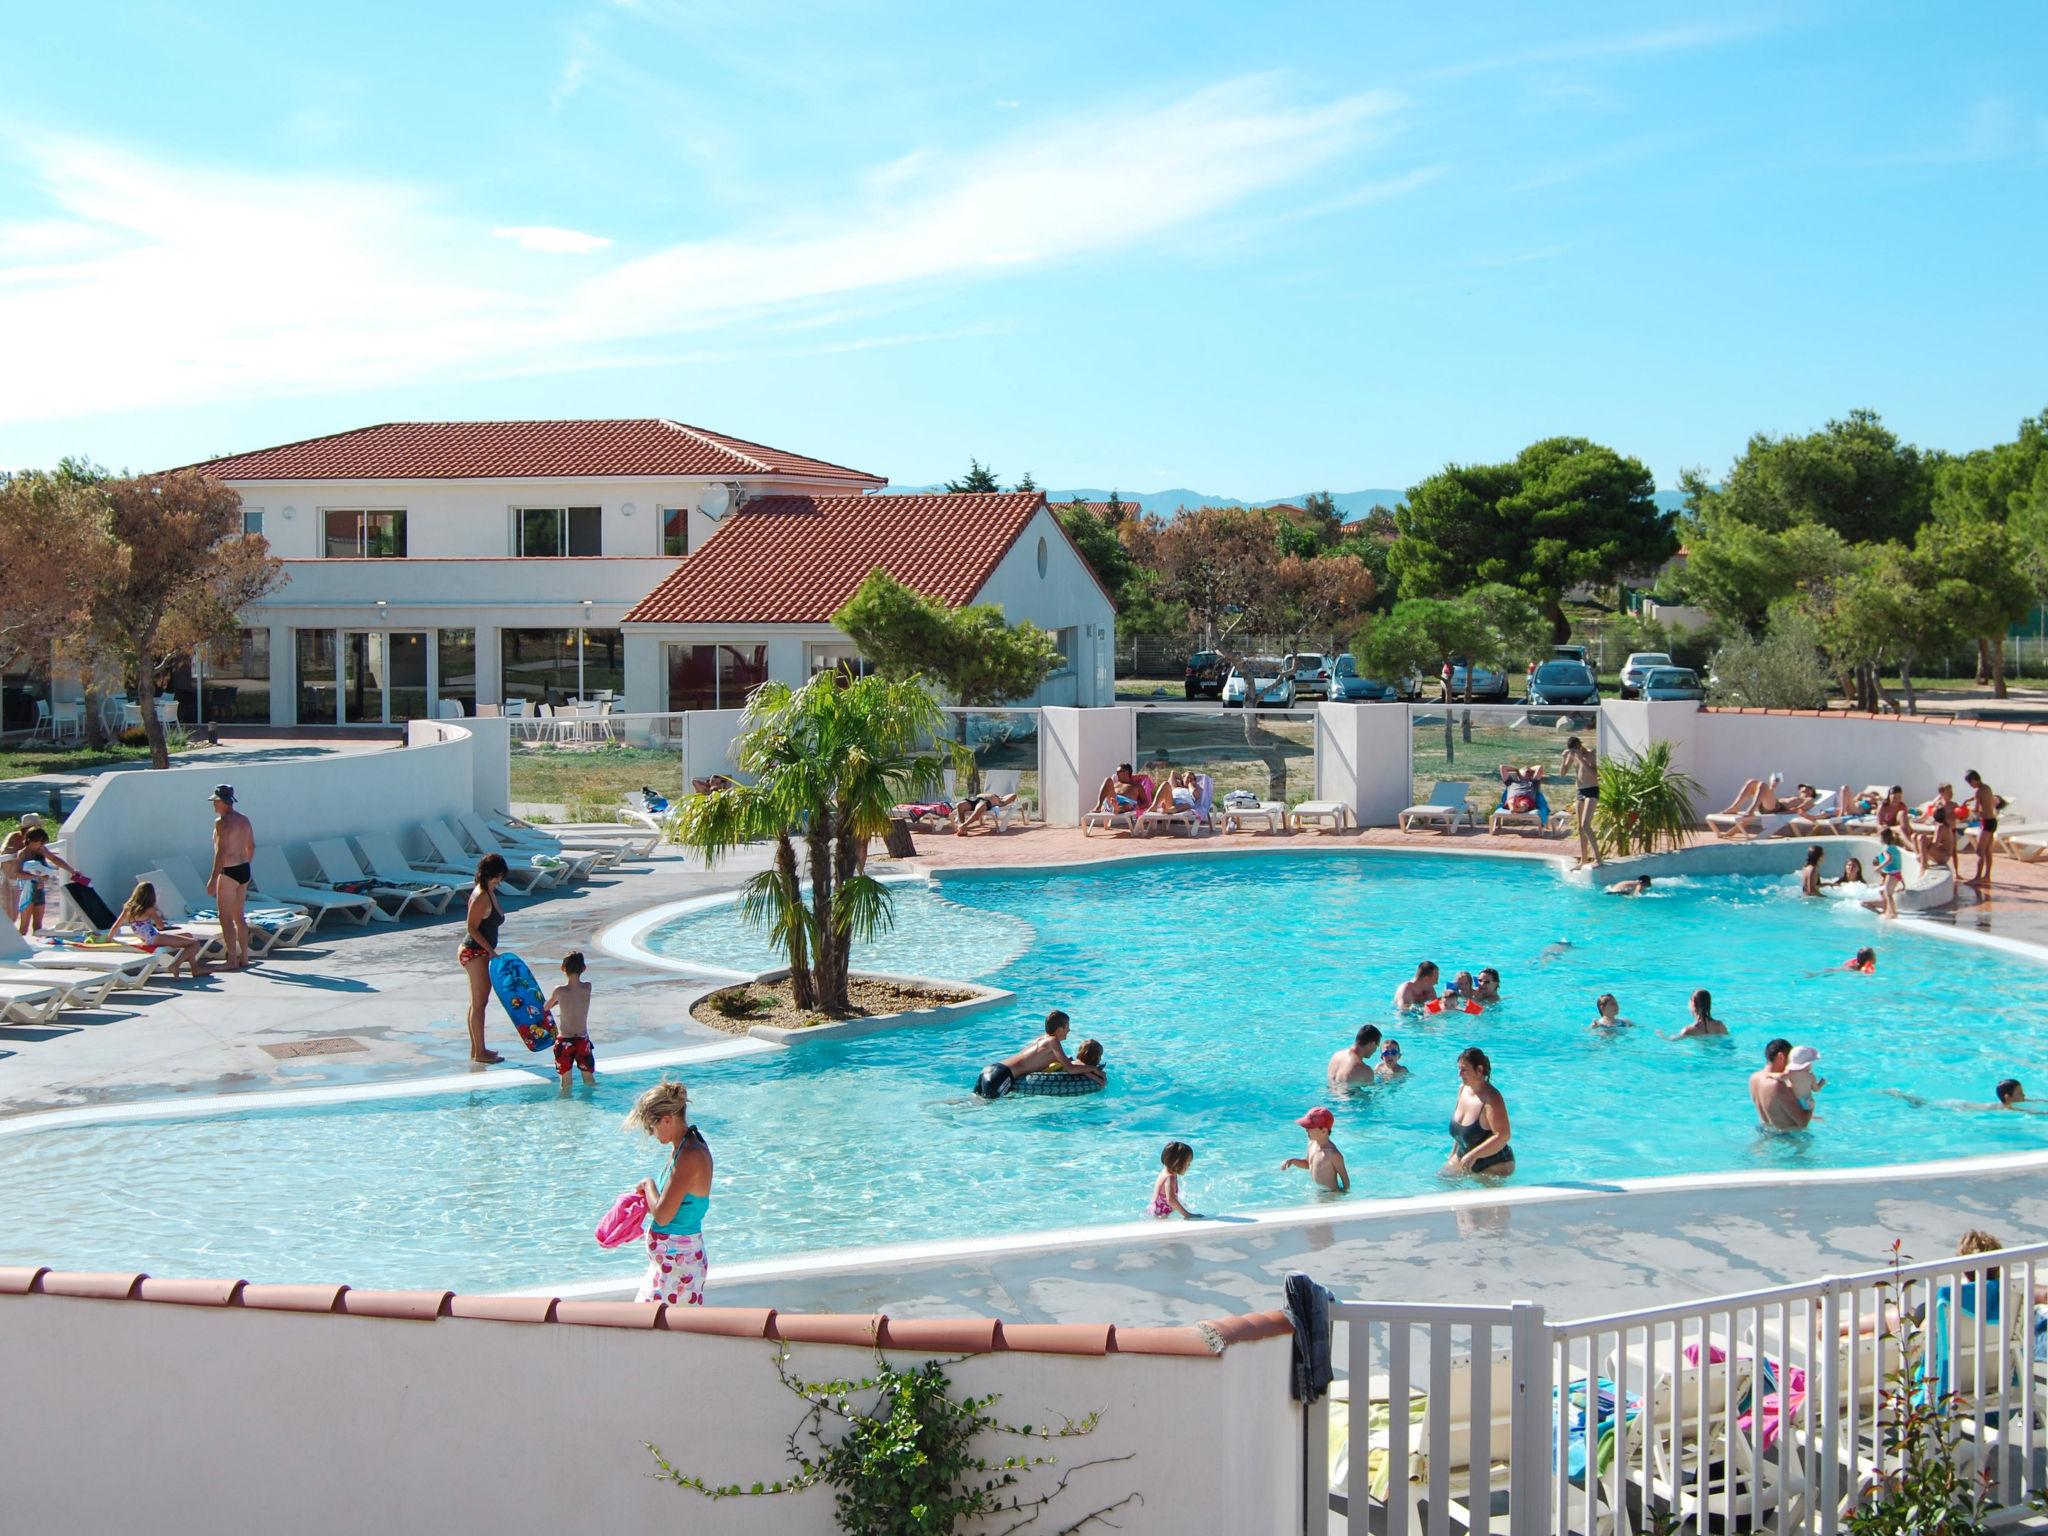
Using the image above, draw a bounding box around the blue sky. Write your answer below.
[1,2,2043,494]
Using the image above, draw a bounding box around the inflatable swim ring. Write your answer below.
[1013,1069,1105,1097]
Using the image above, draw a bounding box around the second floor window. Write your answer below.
[661,507,691,557]
[517,506,601,557]
[242,509,265,538]
[324,509,406,557]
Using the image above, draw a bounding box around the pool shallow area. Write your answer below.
[6,851,2048,1295]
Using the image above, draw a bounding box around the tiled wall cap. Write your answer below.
[1201,1309,1294,1346]
[998,1323,1114,1357]
[657,1306,777,1339]
[0,1265,50,1295]
[39,1270,147,1300]
[553,1299,664,1330]
[446,1294,558,1324]
[137,1276,246,1307]
[339,1289,453,1322]
[876,1317,1001,1353]
[772,1313,885,1346]
[239,1282,348,1314]
[1105,1326,1222,1358]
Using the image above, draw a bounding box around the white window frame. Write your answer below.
[512,506,602,558]
[320,508,407,558]
[241,508,265,537]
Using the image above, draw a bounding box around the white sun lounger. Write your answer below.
[456,813,600,883]
[417,819,553,892]
[1138,774,1215,837]
[980,769,1035,831]
[488,812,626,868]
[0,922,166,985]
[0,977,68,1024]
[1290,800,1353,834]
[1398,782,1471,833]
[499,813,658,861]
[305,839,451,919]
[249,847,385,927]
[0,962,120,1009]
[353,832,476,898]
[1706,793,1834,839]
[152,855,314,950]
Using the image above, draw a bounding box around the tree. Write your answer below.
[1816,545,1968,715]
[1390,438,1673,641]
[1140,505,1281,647]
[1681,408,1935,545]
[1357,596,1488,761]
[1464,582,1548,686]
[1012,470,1037,493]
[1682,520,1859,637]
[833,570,1058,708]
[1915,513,2032,698]
[0,471,107,678]
[944,459,1001,494]
[1931,411,2048,694]
[1055,501,1139,607]
[667,674,949,1016]
[1707,611,1833,710]
[1272,553,1375,661]
[74,470,284,768]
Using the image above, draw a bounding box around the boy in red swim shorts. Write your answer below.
[548,951,596,1088]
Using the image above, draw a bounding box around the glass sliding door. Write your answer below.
[386,632,428,721]
[296,630,338,724]
[436,630,476,716]
[342,632,384,724]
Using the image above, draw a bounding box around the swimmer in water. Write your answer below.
[1886,1078,2046,1114]
[1606,876,1652,896]
[1589,992,1634,1030]
[1535,941,1572,966]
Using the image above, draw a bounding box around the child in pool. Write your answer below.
[1281,1107,1350,1192]
[1150,1141,1198,1218]
[1590,993,1635,1030]
[1846,947,1876,974]
[1785,1044,1825,1111]
[1375,1040,1411,1081]
[548,950,597,1088]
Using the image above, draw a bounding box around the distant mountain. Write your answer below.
[889,485,1691,517]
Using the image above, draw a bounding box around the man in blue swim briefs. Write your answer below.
[975,1009,1082,1098]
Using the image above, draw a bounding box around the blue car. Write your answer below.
[1640,666,1705,702]
[1332,655,1399,702]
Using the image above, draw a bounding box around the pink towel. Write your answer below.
[595,1189,648,1249]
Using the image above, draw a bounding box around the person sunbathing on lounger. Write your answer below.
[1093,763,1152,817]
[1716,774,1815,819]
[952,790,1019,834]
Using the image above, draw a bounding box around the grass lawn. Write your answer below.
[0,741,190,780]
[1116,676,1186,700]
[509,744,681,820]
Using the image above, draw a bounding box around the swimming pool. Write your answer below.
[5,851,2047,1294]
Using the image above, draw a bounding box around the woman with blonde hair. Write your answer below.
[624,1080,714,1306]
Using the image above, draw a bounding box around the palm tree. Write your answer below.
[667,673,950,1017]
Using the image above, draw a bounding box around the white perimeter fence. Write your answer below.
[1307,1241,2048,1534]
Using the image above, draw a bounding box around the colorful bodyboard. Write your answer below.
[489,953,555,1051]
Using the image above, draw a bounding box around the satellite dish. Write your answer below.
[697,483,732,520]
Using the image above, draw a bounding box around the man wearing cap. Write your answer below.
[207,785,255,970]
[1749,1038,1812,1130]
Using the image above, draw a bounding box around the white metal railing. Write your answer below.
[1307,1241,2048,1534]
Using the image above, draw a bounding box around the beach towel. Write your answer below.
[595,1188,649,1249]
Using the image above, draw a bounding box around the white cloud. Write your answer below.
[0,78,1407,424]
[995,98,1021,110]
[492,225,615,254]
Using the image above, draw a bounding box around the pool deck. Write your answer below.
[10,819,2048,1327]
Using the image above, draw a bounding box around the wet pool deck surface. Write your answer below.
[9,821,2048,1323]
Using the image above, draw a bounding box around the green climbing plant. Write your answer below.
[1592,739,1701,856]
[651,1348,1134,1536]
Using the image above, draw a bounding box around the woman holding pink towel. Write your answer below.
[623,1080,713,1306]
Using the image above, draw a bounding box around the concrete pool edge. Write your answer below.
[523,1142,2048,1301]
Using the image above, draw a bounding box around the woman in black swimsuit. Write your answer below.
[458,853,510,1064]
[1445,1046,1514,1178]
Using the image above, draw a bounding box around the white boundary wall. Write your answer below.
[59,723,481,898]
[0,1296,1298,1536]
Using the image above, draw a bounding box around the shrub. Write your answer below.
[1594,739,1701,855]
[1708,614,1833,709]
[709,988,768,1019]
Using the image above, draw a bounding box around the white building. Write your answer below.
[172,419,1113,725]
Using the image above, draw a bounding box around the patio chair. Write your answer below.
[1399,781,1473,833]
[26,699,56,742]
[417,818,555,892]
[148,855,313,950]
[352,831,476,899]
[0,921,167,986]
[0,976,68,1024]
[455,812,601,883]
[51,699,83,741]
[248,846,385,927]
[1137,773,1214,837]
[981,769,1034,830]
[0,960,119,1010]
[305,838,451,918]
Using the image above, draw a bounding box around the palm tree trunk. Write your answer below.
[775,835,815,1010]
[805,806,846,1016]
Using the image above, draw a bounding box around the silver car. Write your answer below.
[1620,651,1674,698]
[1640,666,1704,702]
[1221,658,1295,709]
[1284,652,1334,700]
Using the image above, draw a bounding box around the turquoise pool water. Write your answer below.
[5,852,2048,1294]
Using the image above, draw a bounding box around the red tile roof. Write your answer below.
[0,1264,1292,1358]
[179,419,884,485]
[624,490,1105,625]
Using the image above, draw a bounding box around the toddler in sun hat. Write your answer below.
[1785,1045,1825,1113]
[1280,1106,1350,1193]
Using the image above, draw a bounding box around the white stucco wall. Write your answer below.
[1315,703,1412,826]
[59,725,479,899]
[971,506,1118,708]
[1041,706,1137,824]
[0,1296,1301,1536]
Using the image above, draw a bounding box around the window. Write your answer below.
[1036,535,1048,578]
[516,506,602,557]
[436,630,476,715]
[806,642,868,679]
[666,643,769,711]
[661,507,691,557]
[242,509,265,538]
[501,627,623,705]
[323,509,406,557]
[1051,626,1076,674]
[295,629,338,722]
[206,628,271,722]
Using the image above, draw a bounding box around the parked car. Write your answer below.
[1551,644,1590,664]
[1639,666,1705,702]
[1221,657,1296,709]
[1619,651,1675,698]
[1183,650,1229,700]
[1283,652,1334,700]
[1527,659,1601,706]
[1418,656,1508,702]
[1332,655,1400,702]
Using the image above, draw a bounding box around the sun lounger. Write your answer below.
[1399,782,1472,833]
[418,819,553,892]
[487,812,624,869]
[353,832,476,898]
[1219,798,1286,833]
[305,838,450,918]
[0,977,68,1023]
[248,847,385,927]
[1706,807,1807,839]
[1290,800,1353,834]
[0,921,165,985]
[1488,781,1556,836]
[0,962,120,1009]
[1137,774,1215,837]
[151,855,314,950]
[498,813,659,861]
[980,769,1034,830]
[456,813,601,883]
[1081,805,1137,835]
[1784,790,1847,835]
[1999,823,2048,862]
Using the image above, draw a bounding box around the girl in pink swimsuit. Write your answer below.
[1149,1141,1197,1218]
